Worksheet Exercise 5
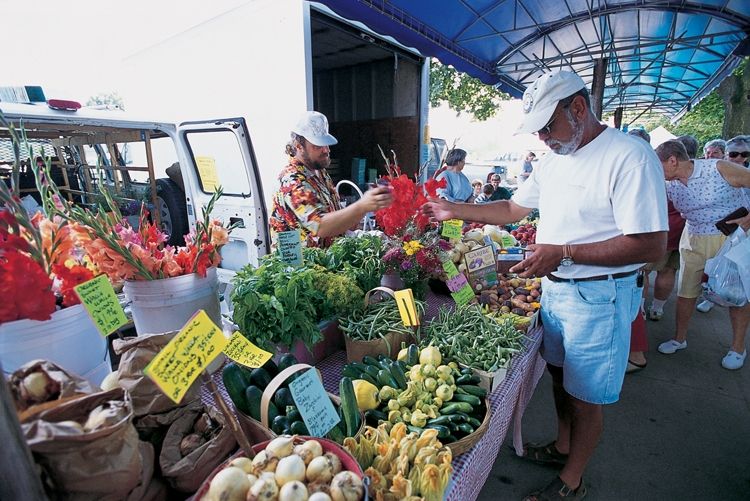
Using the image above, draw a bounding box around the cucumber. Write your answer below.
[440,402,474,414]
[406,344,419,366]
[465,415,483,428]
[244,385,263,420]
[266,401,280,424]
[362,365,380,380]
[457,385,487,398]
[365,409,388,426]
[290,420,309,435]
[452,393,482,407]
[428,414,463,426]
[407,425,425,435]
[457,422,475,434]
[342,366,364,379]
[362,355,381,368]
[326,424,345,444]
[460,367,473,375]
[425,424,450,438]
[455,374,474,385]
[222,362,253,414]
[356,373,379,387]
[277,353,298,372]
[286,408,301,422]
[274,387,295,409]
[339,377,360,437]
[261,358,279,377]
[445,434,458,443]
[250,367,273,389]
[389,361,408,390]
[377,369,398,388]
[271,415,288,435]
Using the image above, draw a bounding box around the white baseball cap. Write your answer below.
[515,71,586,135]
[292,111,338,146]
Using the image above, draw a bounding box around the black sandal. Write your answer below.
[521,441,568,467]
[523,476,587,501]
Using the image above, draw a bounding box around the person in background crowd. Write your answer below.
[519,151,536,183]
[655,140,750,370]
[472,178,483,198]
[425,70,667,500]
[436,148,474,202]
[676,135,699,159]
[703,139,726,160]
[474,183,495,203]
[269,111,392,248]
[627,128,650,143]
[489,174,513,201]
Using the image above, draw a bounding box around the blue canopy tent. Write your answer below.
[316,1,750,121]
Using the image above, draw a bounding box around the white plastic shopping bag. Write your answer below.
[703,228,748,307]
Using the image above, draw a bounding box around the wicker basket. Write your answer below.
[446,399,491,456]
[190,436,367,500]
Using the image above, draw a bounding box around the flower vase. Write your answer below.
[380,273,405,290]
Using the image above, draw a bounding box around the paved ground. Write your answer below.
[478,286,750,500]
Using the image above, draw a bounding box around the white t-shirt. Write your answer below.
[512,127,668,279]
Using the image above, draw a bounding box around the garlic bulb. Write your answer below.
[329,471,364,501]
[275,455,306,486]
[278,480,308,501]
[266,435,295,458]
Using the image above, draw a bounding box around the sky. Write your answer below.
[3,0,543,162]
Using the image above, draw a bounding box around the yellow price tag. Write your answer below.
[224,332,273,368]
[195,156,220,192]
[394,289,420,326]
[74,275,128,337]
[144,310,228,404]
[441,219,463,240]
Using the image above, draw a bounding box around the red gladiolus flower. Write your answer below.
[52,263,95,307]
[0,251,56,322]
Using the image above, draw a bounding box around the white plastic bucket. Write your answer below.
[123,267,222,335]
[0,304,112,385]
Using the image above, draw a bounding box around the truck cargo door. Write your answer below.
[176,118,269,278]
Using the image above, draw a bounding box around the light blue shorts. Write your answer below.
[539,274,642,404]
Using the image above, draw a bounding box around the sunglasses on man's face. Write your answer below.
[728,151,750,158]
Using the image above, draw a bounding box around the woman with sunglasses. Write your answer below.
[725,135,750,167]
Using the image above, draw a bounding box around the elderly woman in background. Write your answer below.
[655,140,750,370]
[703,139,726,159]
[436,148,474,202]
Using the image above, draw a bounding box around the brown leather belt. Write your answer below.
[546,270,639,283]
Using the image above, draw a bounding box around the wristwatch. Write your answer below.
[560,244,574,267]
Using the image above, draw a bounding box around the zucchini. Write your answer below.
[457,385,487,398]
[327,424,345,444]
[342,366,365,379]
[271,415,288,435]
[377,369,398,389]
[365,409,388,426]
[457,422,475,434]
[465,415,483,428]
[407,425,425,435]
[339,377,360,437]
[389,361,408,390]
[262,358,279,377]
[277,353,298,372]
[426,415,461,426]
[266,401,280,424]
[425,424,450,438]
[356,372,379,387]
[286,408,301,422]
[406,344,419,366]
[274,387,295,409]
[455,374,474,385]
[244,385,263,420]
[250,367,273,389]
[290,420,309,435]
[361,364,380,380]
[440,402,474,414]
[222,363,253,414]
[362,355,381,368]
[452,393,482,407]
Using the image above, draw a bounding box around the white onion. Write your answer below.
[246,477,279,501]
[299,440,323,458]
[308,493,332,501]
[323,453,342,475]
[329,471,364,501]
[265,435,296,458]
[306,456,334,484]
[251,450,279,475]
[206,466,250,501]
[278,480,309,501]
[275,454,306,486]
[228,456,253,473]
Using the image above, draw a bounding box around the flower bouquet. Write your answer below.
[374,151,449,299]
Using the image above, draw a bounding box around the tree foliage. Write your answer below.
[429,60,510,121]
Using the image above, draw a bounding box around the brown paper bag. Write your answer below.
[113,332,200,417]
[22,388,147,501]
[159,403,236,492]
[134,402,203,466]
[10,359,99,415]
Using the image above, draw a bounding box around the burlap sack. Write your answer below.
[22,388,148,501]
[10,359,99,415]
[113,332,200,417]
[159,403,236,492]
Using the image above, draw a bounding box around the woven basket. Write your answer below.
[446,399,491,456]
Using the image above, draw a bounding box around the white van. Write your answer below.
[0,98,270,284]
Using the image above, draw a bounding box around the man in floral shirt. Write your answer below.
[270,111,392,247]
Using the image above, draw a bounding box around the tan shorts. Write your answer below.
[677,232,726,298]
[644,249,680,272]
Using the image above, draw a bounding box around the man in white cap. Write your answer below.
[425,70,668,499]
[270,111,392,247]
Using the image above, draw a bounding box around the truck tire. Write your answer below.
[150,178,189,246]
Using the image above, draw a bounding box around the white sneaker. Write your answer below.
[658,339,687,354]
[648,307,663,321]
[721,350,747,370]
[696,300,714,313]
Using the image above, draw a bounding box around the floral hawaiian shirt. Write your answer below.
[270,157,342,248]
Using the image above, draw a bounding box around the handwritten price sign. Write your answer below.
[289,368,340,437]
[74,275,128,336]
[144,310,228,404]
[223,332,273,368]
